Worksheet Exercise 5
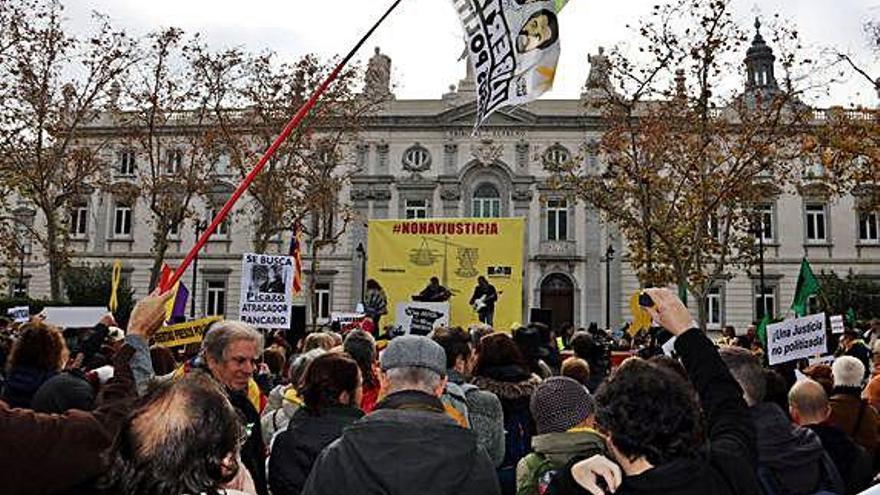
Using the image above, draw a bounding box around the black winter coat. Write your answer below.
[228,389,269,495]
[302,390,500,495]
[268,405,364,495]
[557,329,763,495]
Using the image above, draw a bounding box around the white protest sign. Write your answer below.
[830,315,845,335]
[767,313,827,366]
[394,302,450,337]
[42,307,107,328]
[807,354,835,367]
[239,253,293,329]
[7,306,28,323]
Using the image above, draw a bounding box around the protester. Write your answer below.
[803,363,835,397]
[514,326,553,379]
[302,335,500,495]
[829,356,879,457]
[0,289,171,495]
[569,331,608,393]
[472,332,542,495]
[99,373,251,495]
[269,353,365,495]
[150,344,177,376]
[863,342,880,411]
[516,376,606,495]
[717,325,737,346]
[789,378,874,494]
[1,320,70,409]
[302,332,336,352]
[561,357,590,387]
[566,288,762,495]
[432,326,505,466]
[839,329,872,378]
[261,348,325,445]
[363,279,388,334]
[343,329,381,412]
[175,321,269,495]
[31,368,96,414]
[720,346,842,495]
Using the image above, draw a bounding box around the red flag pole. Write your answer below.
[162,0,404,292]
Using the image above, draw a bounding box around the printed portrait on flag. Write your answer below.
[451,0,564,128]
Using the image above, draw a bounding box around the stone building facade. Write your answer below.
[8,30,880,334]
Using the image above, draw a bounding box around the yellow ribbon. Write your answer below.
[109,260,122,313]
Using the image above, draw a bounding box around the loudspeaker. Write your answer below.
[288,305,307,349]
[529,308,552,327]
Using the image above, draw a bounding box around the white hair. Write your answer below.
[202,320,263,363]
[384,367,442,395]
[832,356,865,388]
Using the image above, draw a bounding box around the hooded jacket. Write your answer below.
[516,429,606,495]
[268,405,364,495]
[301,390,500,495]
[261,384,304,445]
[751,401,842,495]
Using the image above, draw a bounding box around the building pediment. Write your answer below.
[437,103,538,126]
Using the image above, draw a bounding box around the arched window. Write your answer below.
[472,183,501,218]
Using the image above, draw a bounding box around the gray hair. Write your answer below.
[384,366,443,395]
[202,320,264,363]
[832,356,865,388]
[719,346,766,406]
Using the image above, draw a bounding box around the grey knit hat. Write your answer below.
[380,335,447,376]
[530,376,595,434]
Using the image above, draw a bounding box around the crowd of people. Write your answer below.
[2,288,880,495]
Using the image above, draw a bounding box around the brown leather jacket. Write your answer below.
[0,343,138,494]
[830,388,880,455]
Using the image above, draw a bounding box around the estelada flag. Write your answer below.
[452,0,564,129]
[289,223,303,295]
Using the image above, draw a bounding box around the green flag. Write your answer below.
[791,258,820,317]
[756,313,770,347]
[846,307,857,327]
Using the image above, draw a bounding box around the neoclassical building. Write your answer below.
[10,29,880,333]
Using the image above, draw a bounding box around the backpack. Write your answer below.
[499,400,535,495]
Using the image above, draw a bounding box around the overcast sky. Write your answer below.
[64,0,879,106]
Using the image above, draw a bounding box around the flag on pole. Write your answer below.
[160,264,189,323]
[756,313,770,347]
[289,222,303,295]
[452,0,564,129]
[791,258,820,317]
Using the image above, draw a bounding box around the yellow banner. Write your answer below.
[153,316,222,348]
[367,218,524,330]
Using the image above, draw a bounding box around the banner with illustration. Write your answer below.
[367,218,524,330]
[451,0,564,128]
[239,253,294,329]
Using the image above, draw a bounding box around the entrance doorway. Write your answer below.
[540,273,575,332]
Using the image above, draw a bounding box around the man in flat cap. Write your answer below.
[302,335,500,495]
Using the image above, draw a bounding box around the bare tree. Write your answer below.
[0,0,137,299]
[559,0,817,329]
[118,28,232,289]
